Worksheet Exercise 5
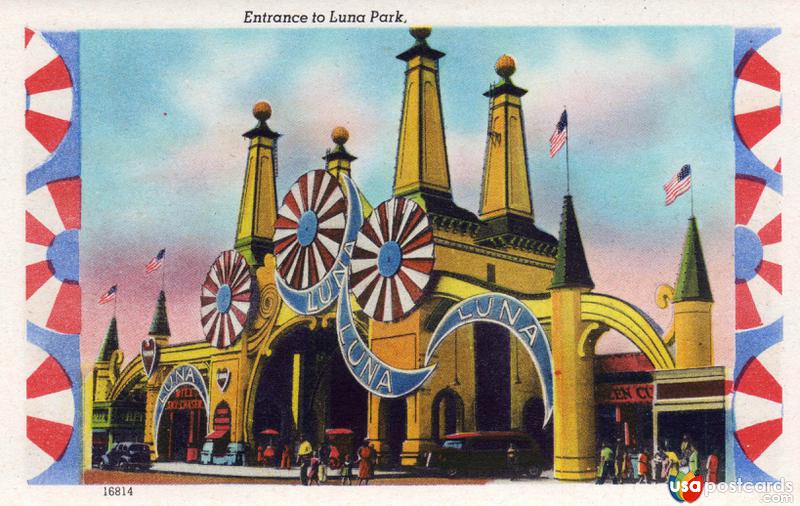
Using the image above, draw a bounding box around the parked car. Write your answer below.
[433,431,545,478]
[99,442,152,471]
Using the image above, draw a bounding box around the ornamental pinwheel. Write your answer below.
[350,197,435,322]
[274,170,347,290]
[200,250,252,349]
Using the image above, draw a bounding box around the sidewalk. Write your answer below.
[151,462,414,479]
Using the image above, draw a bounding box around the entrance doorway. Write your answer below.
[378,397,407,466]
[252,326,368,447]
[432,388,464,441]
[156,386,207,462]
[474,322,511,431]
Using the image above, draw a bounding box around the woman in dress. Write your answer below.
[357,440,373,485]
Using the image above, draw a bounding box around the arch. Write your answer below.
[580,293,675,370]
[431,388,464,441]
[153,364,210,457]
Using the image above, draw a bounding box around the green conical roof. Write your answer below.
[674,216,713,302]
[97,317,119,362]
[148,290,171,336]
[550,195,594,290]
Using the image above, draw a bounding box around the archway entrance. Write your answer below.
[523,397,553,466]
[378,397,406,467]
[432,388,464,441]
[156,386,208,462]
[252,325,368,448]
[474,322,511,431]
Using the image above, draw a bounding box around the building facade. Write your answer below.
[87,27,723,481]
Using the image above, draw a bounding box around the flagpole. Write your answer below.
[690,182,694,218]
[565,106,570,195]
[161,251,166,292]
[113,284,117,317]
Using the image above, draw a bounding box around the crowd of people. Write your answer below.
[596,434,720,485]
[257,434,378,485]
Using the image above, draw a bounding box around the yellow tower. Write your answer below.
[148,290,170,347]
[672,216,714,368]
[548,195,596,481]
[235,101,280,267]
[324,126,373,216]
[92,317,120,403]
[393,27,473,221]
[479,55,535,224]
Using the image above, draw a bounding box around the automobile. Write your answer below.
[99,442,152,471]
[433,431,545,478]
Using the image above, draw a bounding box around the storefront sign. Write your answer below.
[153,364,209,446]
[597,383,653,404]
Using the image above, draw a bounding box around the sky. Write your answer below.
[80,26,734,371]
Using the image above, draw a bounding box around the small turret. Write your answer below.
[148,290,171,347]
[550,195,593,290]
[673,216,714,368]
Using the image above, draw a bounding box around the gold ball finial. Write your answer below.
[410,26,432,41]
[253,101,272,121]
[331,126,349,145]
[495,54,516,79]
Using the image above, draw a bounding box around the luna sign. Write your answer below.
[274,171,554,425]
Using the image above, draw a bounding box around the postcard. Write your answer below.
[9,1,797,504]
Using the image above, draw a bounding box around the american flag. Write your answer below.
[145,248,166,274]
[98,285,117,305]
[549,109,568,158]
[664,164,692,206]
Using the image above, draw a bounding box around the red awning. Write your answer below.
[206,429,229,440]
[325,428,354,436]
[259,428,279,436]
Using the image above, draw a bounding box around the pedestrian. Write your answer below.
[688,444,699,475]
[318,443,329,483]
[664,447,680,480]
[308,451,320,485]
[705,450,719,484]
[263,443,275,467]
[357,439,373,485]
[652,447,665,483]
[329,443,340,470]
[341,453,353,485]
[368,444,377,480]
[297,434,312,485]
[680,434,691,455]
[280,443,292,469]
[506,443,520,480]
[595,441,614,484]
[614,439,625,484]
[637,448,650,484]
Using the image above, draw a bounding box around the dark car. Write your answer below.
[100,442,152,471]
[434,431,545,478]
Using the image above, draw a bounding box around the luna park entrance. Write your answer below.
[157,386,208,462]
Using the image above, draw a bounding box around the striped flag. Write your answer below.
[664,164,692,206]
[145,248,166,274]
[549,109,568,157]
[98,285,117,305]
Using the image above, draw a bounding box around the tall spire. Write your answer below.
[477,54,556,248]
[674,216,712,302]
[97,317,119,362]
[148,290,171,347]
[235,101,280,267]
[479,54,535,222]
[550,195,593,290]
[393,27,474,221]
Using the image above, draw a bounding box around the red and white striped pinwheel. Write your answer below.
[25,28,73,170]
[274,170,347,290]
[201,250,252,349]
[350,197,435,322]
[26,177,80,334]
[734,343,782,479]
[26,341,74,479]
